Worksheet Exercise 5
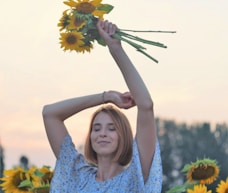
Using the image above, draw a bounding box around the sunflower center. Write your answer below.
[225,189,228,193]
[42,172,53,184]
[13,172,29,191]
[66,34,78,44]
[192,164,215,180]
[76,2,95,14]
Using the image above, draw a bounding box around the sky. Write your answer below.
[0,0,228,169]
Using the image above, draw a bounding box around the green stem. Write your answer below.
[118,31,167,48]
[137,49,158,63]
[113,34,158,63]
[113,33,146,50]
[119,29,176,33]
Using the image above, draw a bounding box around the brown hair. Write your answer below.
[84,105,133,166]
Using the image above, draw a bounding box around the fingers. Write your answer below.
[103,21,116,35]
[97,19,117,35]
[122,92,136,107]
[121,100,136,109]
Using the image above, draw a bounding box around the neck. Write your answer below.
[96,160,124,181]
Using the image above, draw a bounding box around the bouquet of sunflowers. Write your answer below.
[58,0,176,63]
[0,166,53,193]
[166,158,228,193]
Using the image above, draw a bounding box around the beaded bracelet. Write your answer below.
[102,91,106,104]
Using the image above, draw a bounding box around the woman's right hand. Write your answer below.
[96,19,121,48]
[105,91,135,109]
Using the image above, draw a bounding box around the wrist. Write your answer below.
[102,91,113,104]
[108,43,122,53]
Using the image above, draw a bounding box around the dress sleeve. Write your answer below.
[144,138,163,192]
[130,137,163,193]
[50,134,94,192]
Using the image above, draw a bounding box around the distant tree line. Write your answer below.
[157,118,228,193]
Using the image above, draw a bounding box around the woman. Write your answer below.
[42,20,162,193]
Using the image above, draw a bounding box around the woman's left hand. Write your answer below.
[105,91,135,109]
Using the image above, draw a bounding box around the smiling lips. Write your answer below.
[98,141,110,145]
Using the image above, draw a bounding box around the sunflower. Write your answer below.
[187,184,212,193]
[58,10,70,31]
[64,0,112,19]
[37,166,53,185]
[216,178,228,193]
[182,158,220,185]
[67,14,86,30]
[59,31,85,51]
[27,166,53,187]
[77,41,93,53]
[0,167,32,193]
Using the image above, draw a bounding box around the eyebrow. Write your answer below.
[92,123,114,126]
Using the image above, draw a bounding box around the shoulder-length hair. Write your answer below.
[84,105,133,166]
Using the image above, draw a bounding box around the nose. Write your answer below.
[99,129,107,137]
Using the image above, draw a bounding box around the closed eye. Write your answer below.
[92,123,101,132]
[108,123,115,131]
[92,123,115,132]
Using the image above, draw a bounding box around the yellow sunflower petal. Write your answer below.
[92,9,106,19]
[216,178,228,193]
[64,0,77,7]
[91,0,102,7]
[187,184,212,193]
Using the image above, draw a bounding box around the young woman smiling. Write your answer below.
[42,20,162,193]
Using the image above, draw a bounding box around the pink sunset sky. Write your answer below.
[0,0,227,169]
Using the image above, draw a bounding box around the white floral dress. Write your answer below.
[50,134,162,193]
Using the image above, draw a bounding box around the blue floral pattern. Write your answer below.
[50,134,162,193]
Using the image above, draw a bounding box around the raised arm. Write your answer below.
[43,90,135,159]
[97,20,156,182]
[42,93,105,158]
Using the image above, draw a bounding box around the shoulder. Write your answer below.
[51,134,97,191]
[57,134,92,170]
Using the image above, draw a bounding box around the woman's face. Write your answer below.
[90,112,119,158]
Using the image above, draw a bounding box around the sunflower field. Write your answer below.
[166,158,228,193]
[0,166,53,193]
[157,119,228,193]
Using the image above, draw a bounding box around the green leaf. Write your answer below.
[96,38,106,46]
[42,165,51,169]
[185,181,199,189]
[97,4,114,13]
[181,163,191,173]
[34,169,45,177]
[18,180,33,188]
[165,184,187,193]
